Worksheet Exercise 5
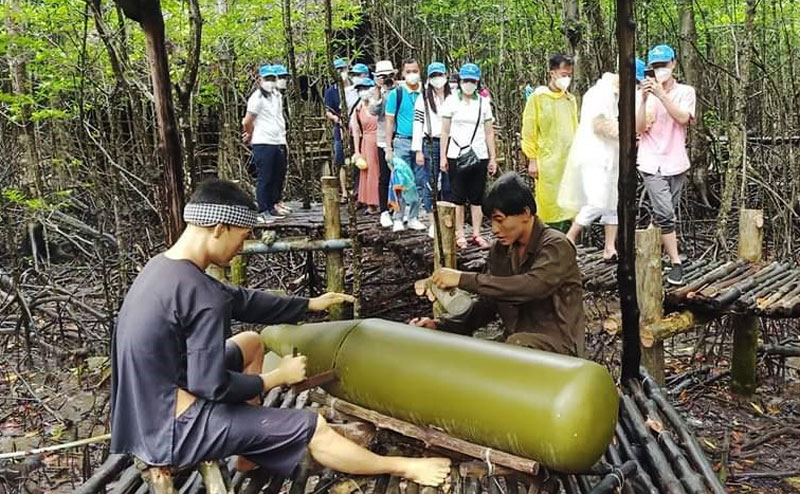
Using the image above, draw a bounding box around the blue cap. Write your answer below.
[353,77,375,88]
[259,64,276,77]
[648,45,675,65]
[427,62,447,77]
[459,63,481,81]
[333,58,348,70]
[635,58,646,82]
[273,64,289,76]
[350,63,369,75]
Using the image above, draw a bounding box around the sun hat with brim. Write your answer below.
[259,64,277,78]
[459,63,481,81]
[353,77,375,89]
[273,64,290,77]
[334,58,348,70]
[648,45,675,65]
[350,63,370,75]
[635,58,646,81]
[427,62,447,77]
[375,60,395,75]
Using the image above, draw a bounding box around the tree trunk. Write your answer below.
[676,0,710,208]
[714,0,756,246]
[175,0,202,190]
[562,0,586,94]
[215,0,238,181]
[582,0,612,77]
[5,0,41,196]
[616,0,641,383]
[116,0,186,244]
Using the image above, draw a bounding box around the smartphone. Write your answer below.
[644,68,655,79]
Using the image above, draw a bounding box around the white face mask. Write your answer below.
[276,79,288,90]
[555,76,571,91]
[460,82,477,95]
[261,80,275,91]
[429,76,447,89]
[358,89,372,100]
[655,67,673,83]
[449,82,459,92]
[405,73,421,85]
[340,71,349,81]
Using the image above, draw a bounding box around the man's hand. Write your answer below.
[408,317,438,329]
[385,147,394,163]
[416,151,425,166]
[242,131,252,144]
[488,157,497,176]
[440,157,449,173]
[431,268,462,290]
[527,159,539,179]
[308,292,356,311]
[276,354,307,385]
[648,80,666,100]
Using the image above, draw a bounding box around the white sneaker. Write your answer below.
[428,224,435,239]
[256,212,275,225]
[380,211,393,228]
[407,218,426,231]
[392,220,405,232]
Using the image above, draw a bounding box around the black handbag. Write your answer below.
[450,96,483,173]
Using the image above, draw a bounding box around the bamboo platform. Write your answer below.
[263,202,800,319]
[79,372,723,494]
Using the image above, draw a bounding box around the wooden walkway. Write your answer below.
[265,202,800,319]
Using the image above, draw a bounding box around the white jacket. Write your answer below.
[558,73,620,212]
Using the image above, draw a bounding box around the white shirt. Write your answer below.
[246,89,286,145]
[411,90,446,152]
[440,92,494,160]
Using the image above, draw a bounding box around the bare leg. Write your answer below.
[662,231,681,264]
[308,415,451,486]
[565,223,583,245]
[603,224,618,258]
[470,204,483,237]
[339,167,348,200]
[455,205,465,240]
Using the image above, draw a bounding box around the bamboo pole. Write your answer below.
[433,202,457,317]
[230,255,248,285]
[731,209,763,398]
[322,176,345,320]
[636,226,665,384]
[198,461,227,494]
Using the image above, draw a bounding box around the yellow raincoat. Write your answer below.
[521,87,579,224]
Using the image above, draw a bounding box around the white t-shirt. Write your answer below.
[411,90,446,152]
[440,93,494,160]
[246,89,286,145]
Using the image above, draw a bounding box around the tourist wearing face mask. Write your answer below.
[324,58,351,202]
[558,71,622,262]
[520,53,579,233]
[412,62,452,237]
[369,60,397,228]
[242,64,290,223]
[439,63,498,250]
[351,78,381,214]
[636,45,696,286]
[385,60,425,231]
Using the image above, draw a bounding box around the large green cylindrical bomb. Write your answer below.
[262,319,618,472]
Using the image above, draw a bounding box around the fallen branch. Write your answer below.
[741,426,800,451]
[0,433,111,460]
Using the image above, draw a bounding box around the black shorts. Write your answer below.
[448,158,489,206]
[171,340,318,476]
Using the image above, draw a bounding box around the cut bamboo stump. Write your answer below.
[731,209,763,398]
[636,227,665,385]
[205,264,227,282]
[230,255,248,285]
[198,460,227,494]
[140,467,176,494]
[322,176,345,320]
[433,202,457,317]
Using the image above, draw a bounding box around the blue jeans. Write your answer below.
[423,138,450,203]
[332,124,345,167]
[393,136,431,214]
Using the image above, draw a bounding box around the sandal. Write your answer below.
[471,235,490,249]
[456,236,469,250]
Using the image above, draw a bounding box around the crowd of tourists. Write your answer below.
[242,43,694,286]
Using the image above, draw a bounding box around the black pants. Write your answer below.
[448,158,488,206]
[253,144,287,213]
[378,146,390,212]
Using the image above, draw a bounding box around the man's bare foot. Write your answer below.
[400,457,451,486]
[235,455,259,472]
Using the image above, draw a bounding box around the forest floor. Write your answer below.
[1,219,799,493]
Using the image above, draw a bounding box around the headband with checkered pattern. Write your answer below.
[183,203,257,229]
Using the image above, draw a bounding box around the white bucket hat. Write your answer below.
[375,60,395,75]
